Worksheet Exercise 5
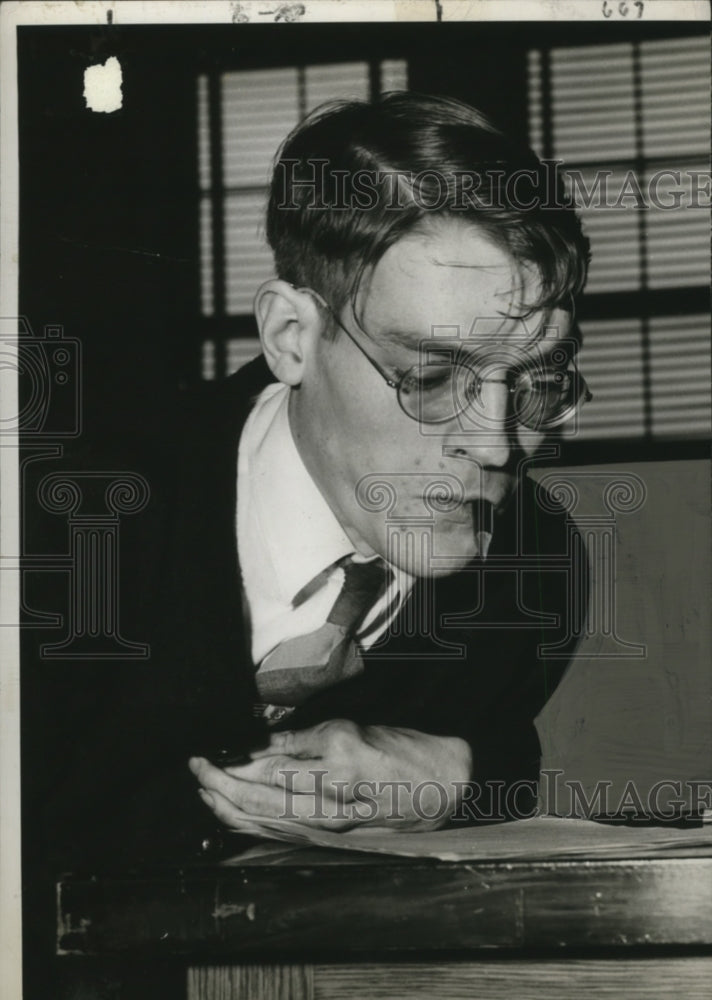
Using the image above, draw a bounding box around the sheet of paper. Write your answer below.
[222,814,712,862]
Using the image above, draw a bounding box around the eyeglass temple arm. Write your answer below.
[294,285,400,389]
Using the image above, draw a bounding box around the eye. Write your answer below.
[401,364,452,395]
[419,368,451,391]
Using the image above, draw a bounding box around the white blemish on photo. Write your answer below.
[83,56,122,113]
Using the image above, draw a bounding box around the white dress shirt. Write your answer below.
[237,382,411,670]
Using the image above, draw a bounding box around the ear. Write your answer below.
[253,279,322,386]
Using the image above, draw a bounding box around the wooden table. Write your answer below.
[56,847,712,999]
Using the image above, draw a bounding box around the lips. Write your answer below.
[464,492,511,514]
[422,493,507,518]
[413,475,517,520]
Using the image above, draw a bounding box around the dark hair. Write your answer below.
[266,92,590,328]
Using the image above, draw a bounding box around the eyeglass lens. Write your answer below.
[399,360,586,430]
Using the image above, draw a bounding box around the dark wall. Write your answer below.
[18,27,201,446]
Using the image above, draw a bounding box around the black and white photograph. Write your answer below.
[1,1,710,997]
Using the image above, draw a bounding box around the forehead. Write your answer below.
[359,219,546,348]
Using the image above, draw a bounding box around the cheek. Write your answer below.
[319,351,389,431]
[303,351,444,482]
[326,388,422,471]
[303,375,395,492]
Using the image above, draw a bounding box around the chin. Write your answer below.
[378,518,481,577]
[426,559,477,579]
[405,538,480,578]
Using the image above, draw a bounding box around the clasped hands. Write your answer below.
[189,719,472,831]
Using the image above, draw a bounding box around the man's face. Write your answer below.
[290,217,573,577]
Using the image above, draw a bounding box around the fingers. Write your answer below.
[188,721,408,831]
[192,757,355,829]
[190,754,369,828]
[225,754,323,794]
[197,788,258,830]
[191,747,331,795]
[190,757,286,815]
[189,724,469,833]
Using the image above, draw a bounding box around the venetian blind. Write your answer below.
[528,36,710,441]
[198,60,408,378]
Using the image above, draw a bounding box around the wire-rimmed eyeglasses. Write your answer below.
[298,286,593,432]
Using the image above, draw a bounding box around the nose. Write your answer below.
[441,377,513,469]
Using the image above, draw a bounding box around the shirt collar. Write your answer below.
[241,383,356,605]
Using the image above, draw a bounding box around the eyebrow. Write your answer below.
[381,322,550,354]
[365,291,578,359]
[379,301,558,346]
[381,325,580,373]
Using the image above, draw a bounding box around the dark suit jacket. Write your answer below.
[36,356,582,868]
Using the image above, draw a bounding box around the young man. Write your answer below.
[178,93,592,837]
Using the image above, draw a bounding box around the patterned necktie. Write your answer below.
[254,556,394,709]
